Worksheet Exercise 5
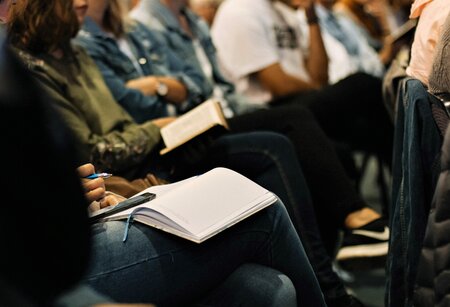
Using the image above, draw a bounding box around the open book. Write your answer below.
[160,99,229,155]
[102,168,277,243]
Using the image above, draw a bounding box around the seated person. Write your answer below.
[85,0,387,257]
[413,12,450,306]
[427,13,450,98]
[89,0,385,305]
[210,0,394,169]
[8,0,307,213]
[405,0,450,87]
[6,1,330,304]
[0,16,132,306]
[76,163,303,307]
[297,0,386,83]
[384,4,450,305]
[0,4,324,305]
[334,0,395,50]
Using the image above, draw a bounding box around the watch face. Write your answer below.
[157,81,169,96]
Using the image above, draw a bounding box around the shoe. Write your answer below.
[336,218,389,260]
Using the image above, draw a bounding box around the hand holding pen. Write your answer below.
[84,172,112,179]
[77,163,110,204]
[76,163,124,212]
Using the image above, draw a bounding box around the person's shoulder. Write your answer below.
[129,1,160,29]
[71,44,91,58]
[184,8,210,34]
[12,48,46,72]
[70,44,106,75]
[213,0,267,29]
[429,0,450,10]
[74,29,105,56]
[217,0,264,15]
[131,19,159,36]
[11,48,63,91]
[129,21,168,51]
[76,28,95,44]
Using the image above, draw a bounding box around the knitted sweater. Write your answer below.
[428,12,450,96]
[414,15,450,304]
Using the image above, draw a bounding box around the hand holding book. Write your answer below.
[159,99,229,155]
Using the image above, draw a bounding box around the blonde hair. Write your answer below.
[103,0,133,37]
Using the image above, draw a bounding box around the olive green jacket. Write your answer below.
[17,45,161,173]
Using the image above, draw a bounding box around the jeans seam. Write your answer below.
[218,146,294,263]
[400,84,409,300]
[223,148,299,266]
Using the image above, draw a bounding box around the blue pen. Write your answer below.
[84,172,112,179]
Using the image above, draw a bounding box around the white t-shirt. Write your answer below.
[211,0,310,105]
[297,8,354,84]
[296,4,384,83]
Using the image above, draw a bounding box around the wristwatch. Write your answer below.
[156,80,169,97]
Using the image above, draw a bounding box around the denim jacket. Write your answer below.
[130,0,257,115]
[75,17,206,124]
[386,78,443,307]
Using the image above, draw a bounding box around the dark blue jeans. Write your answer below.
[199,131,349,302]
[193,263,297,307]
[131,130,345,303]
[84,200,326,307]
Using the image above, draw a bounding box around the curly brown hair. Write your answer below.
[8,0,79,54]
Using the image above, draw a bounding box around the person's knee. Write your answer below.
[265,199,290,222]
[243,264,297,307]
[270,273,297,307]
[223,263,297,307]
[252,131,295,154]
[213,131,293,155]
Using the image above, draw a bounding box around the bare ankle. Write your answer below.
[344,207,381,229]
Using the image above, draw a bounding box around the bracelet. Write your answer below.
[305,8,319,25]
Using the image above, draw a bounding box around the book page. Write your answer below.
[194,192,276,241]
[160,99,228,152]
[109,168,276,239]
[144,168,272,235]
[134,176,198,198]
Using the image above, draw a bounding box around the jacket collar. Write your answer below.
[80,16,110,39]
[144,0,181,31]
[141,0,201,36]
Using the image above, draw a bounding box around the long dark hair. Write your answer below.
[8,0,79,54]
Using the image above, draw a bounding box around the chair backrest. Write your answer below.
[382,46,411,123]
